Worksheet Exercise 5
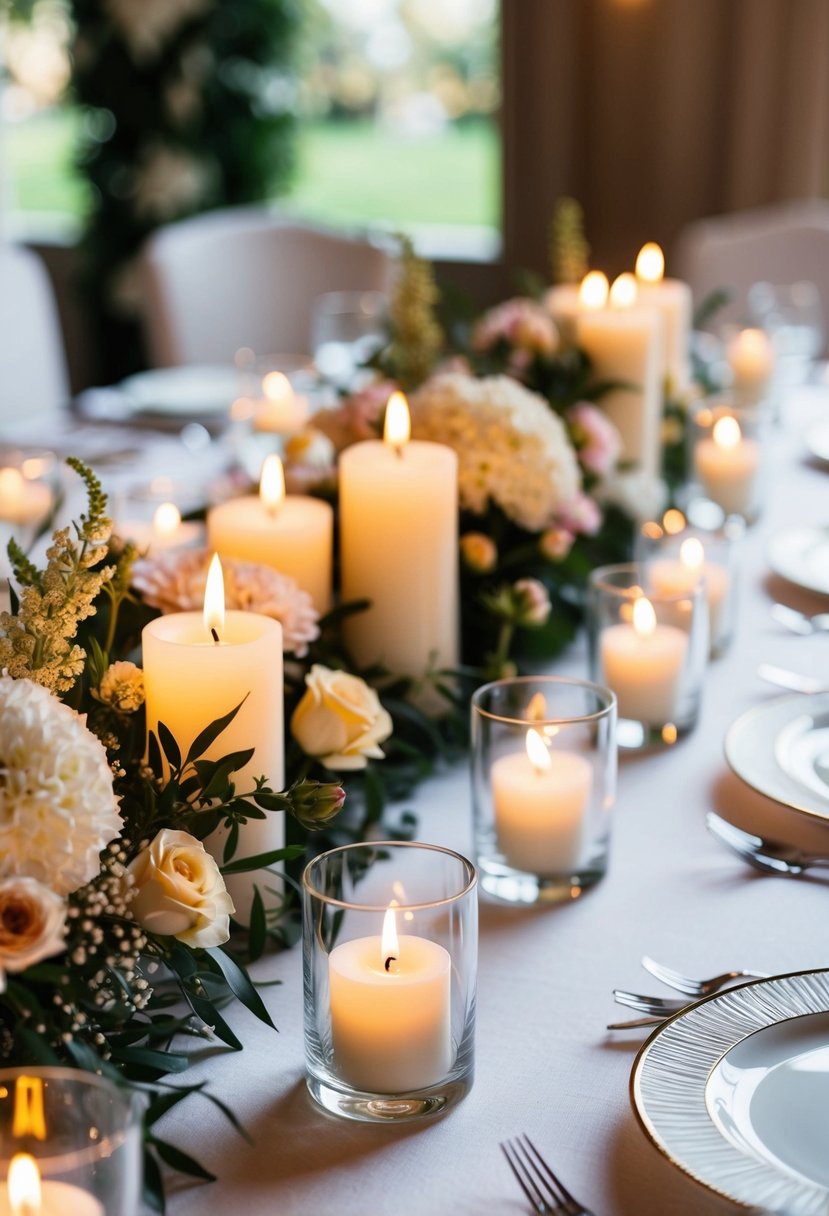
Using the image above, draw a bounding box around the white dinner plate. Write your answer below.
[725,692,829,820]
[805,421,829,463]
[119,365,242,418]
[632,970,829,1215]
[767,526,829,596]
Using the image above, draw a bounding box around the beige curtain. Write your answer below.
[501,0,829,278]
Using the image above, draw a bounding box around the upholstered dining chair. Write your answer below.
[0,243,69,426]
[138,207,396,367]
[674,199,829,350]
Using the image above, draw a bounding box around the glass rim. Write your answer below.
[302,840,477,912]
[588,561,705,604]
[471,674,617,727]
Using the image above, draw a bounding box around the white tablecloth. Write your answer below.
[155,386,829,1216]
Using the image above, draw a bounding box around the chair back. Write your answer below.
[139,207,395,366]
[0,244,69,427]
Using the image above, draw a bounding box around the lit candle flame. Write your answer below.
[383,392,411,452]
[578,271,609,311]
[203,553,225,641]
[11,1077,45,1141]
[526,692,547,722]
[263,371,293,403]
[152,502,181,538]
[633,596,657,638]
[525,727,551,774]
[679,537,705,572]
[259,453,286,514]
[0,467,24,501]
[8,1153,41,1216]
[381,901,400,972]
[609,272,638,309]
[635,242,665,284]
[662,508,686,535]
[713,415,742,450]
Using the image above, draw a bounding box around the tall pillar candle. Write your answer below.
[339,392,459,684]
[207,454,333,613]
[576,273,665,477]
[634,242,693,393]
[142,556,285,922]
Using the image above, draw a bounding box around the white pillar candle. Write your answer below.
[207,454,333,613]
[726,327,774,400]
[647,536,730,647]
[576,274,666,477]
[492,727,591,874]
[600,596,688,725]
[0,467,51,526]
[118,502,204,556]
[694,416,760,518]
[328,904,452,1094]
[339,392,459,683]
[142,555,284,922]
[252,371,310,434]
[1,1153,103,1216]
[635,242,693,393]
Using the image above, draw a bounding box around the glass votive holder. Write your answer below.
[634,508,744,659]
[587,562,708,750]
[687,395,767,525]
[0,1067,142,1215]
[302,841,477,1124]
[471,676,617,905]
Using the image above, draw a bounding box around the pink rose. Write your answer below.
[567,403,622,476]
[557,492,603,537]
[539,527,575,562]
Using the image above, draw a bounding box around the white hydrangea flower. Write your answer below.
[410,373,582,532]
[132,549,319,658]
[0,677,122,897]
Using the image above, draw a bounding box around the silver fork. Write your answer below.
[641,952,768,995]
[612,989,687,1016]
[707,811,829,877]
[757,663,825,694]
[500,1135,594,1216]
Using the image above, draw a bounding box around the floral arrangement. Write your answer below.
[0,460,373,1207]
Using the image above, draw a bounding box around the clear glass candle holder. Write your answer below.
[0,1067,142,1215]
[587,562,708,750]
[302,841,477,1124]
[471,676,617,905]
[634,510,744,659]
[687,394,767,525]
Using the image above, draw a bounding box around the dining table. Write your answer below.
[5,375,829,1215]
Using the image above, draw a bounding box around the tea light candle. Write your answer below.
[118,502,203,555]
[0,467,51,526]
[575,273,665,476]
[339,392,459,682]
[252,371,310,434]
[492,727,591,874]
[328,903,452,1094]
[726,327,774,400]
[0,1153,103,1216]
[694,416,760,518]
[648,536,729,645]
[634,242,693,392]
[207,454,333,613]
[600,596,688,724]
[142,555,284,921]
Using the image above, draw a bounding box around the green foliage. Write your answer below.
[550,196,590,285]
[380,234,445,390]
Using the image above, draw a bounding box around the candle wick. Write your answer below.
[394,444,404,459]
[211,627,220,644]
[384,955,397,972]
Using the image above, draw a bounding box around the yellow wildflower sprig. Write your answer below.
[0,459,115,694]
[386,234,444,390]
[549,197,590,286]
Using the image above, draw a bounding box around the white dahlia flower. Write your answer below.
[0,677,122,897]
[410,373,581,532]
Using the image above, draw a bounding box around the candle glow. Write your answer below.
[152,502,181,538]
[609,273,638,309]
[525,727,551,774]
[632,596,657,638]
[679,537,705,573]
[578,271,609,311]
[381,903,399,971]
[713,416,742,450]
[526,692,547,722]
[8,1152,41,1215]
[203,554,225,640]
[383,392,411,451]
[259,454,286,515]
[263,371,292,404]
[636,242,665,284]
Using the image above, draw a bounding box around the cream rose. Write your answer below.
[291,664,393,771]
[0,877,66,990]
[127,829,234,948]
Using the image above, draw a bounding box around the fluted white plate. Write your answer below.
[725,692,829,820]
[768,526,829,596]
[632,971,829,1214]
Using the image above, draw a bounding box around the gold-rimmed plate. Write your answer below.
[725,692,829,821]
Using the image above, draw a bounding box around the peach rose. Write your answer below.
[127,829,234,948]
[291,665,392,771]
[0,877,66,989]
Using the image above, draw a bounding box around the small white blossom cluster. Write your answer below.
[133,549,320,657]
[410,373,582,532]
[94,660,145,713]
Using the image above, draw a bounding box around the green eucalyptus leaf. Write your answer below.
[221,845,303,875]
[149,1137,216,1183]
[157,721,182,772]
[184,698,247,767]
[205,947,276,1029]
[247,887,267,962]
